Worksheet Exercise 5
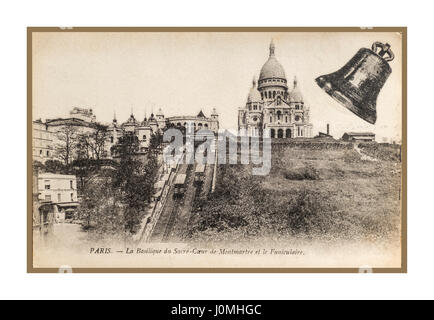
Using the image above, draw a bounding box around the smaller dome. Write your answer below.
[141,116,148,126]
[126,114,136,124]
[247,78,261,103]
[288,77,303,103]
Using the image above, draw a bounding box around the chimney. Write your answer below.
[327,124,330,135]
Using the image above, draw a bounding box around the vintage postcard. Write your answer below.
[28,27,406,272]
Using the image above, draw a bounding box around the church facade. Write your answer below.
[238,41,313,138]
[106,108,219,156]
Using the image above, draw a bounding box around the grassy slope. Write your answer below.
[187,141,402,244]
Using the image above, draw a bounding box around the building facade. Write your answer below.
[342,132,375,142]
[238,41,313,138]
[32,106,220,162]
[32,119,54,163]
[38,173,79,221]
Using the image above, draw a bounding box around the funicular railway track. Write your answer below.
[161,200,181,242]
[161,164,192,242]
[150,138,216,242]
[157,160,196,242]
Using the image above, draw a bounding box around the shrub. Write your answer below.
[283,166,319,180]
[281,188,338,235]
[358,143,401,161]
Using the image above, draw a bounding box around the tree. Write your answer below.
[76,124,108,161]
[149,131,163,154]
[55,125,78,166]
[71,158,102,192]
[44,159,69,174]
[111,133,158,234]
[79,175,123,234]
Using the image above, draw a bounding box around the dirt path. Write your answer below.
[353,144,378,161]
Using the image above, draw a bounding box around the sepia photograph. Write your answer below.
[28,27,406,272]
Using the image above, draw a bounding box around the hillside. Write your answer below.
[186,141,402,244]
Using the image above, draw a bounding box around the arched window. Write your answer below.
[277,111,281,121]
[286,129,291,138]
[273,91,276,98]
[143,135,147,141]
[110,136,114,143]
[270,129,275,138]
[270,116,272,123]
[278,129,284,138]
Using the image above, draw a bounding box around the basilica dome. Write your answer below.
[247,78,261,102]
[258,41,287,82]
[288,77,303,103]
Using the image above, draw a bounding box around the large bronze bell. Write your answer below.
[315,42,394,124]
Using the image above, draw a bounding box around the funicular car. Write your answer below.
[173,174,187,198]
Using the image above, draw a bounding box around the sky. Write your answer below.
[33,31,403,142]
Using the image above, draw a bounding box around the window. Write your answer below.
[45,195,51,201]
[286,129,291,138]
[70,180,73,189]
[46,151,49,156]
[45,183,50,190]
[143,135,147,141]
[58,193,62,202]
[273,91,276,98]
[110,136,114,143]
[71,193,74,201]
[270,116,272,123]
[39,150,42,155]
